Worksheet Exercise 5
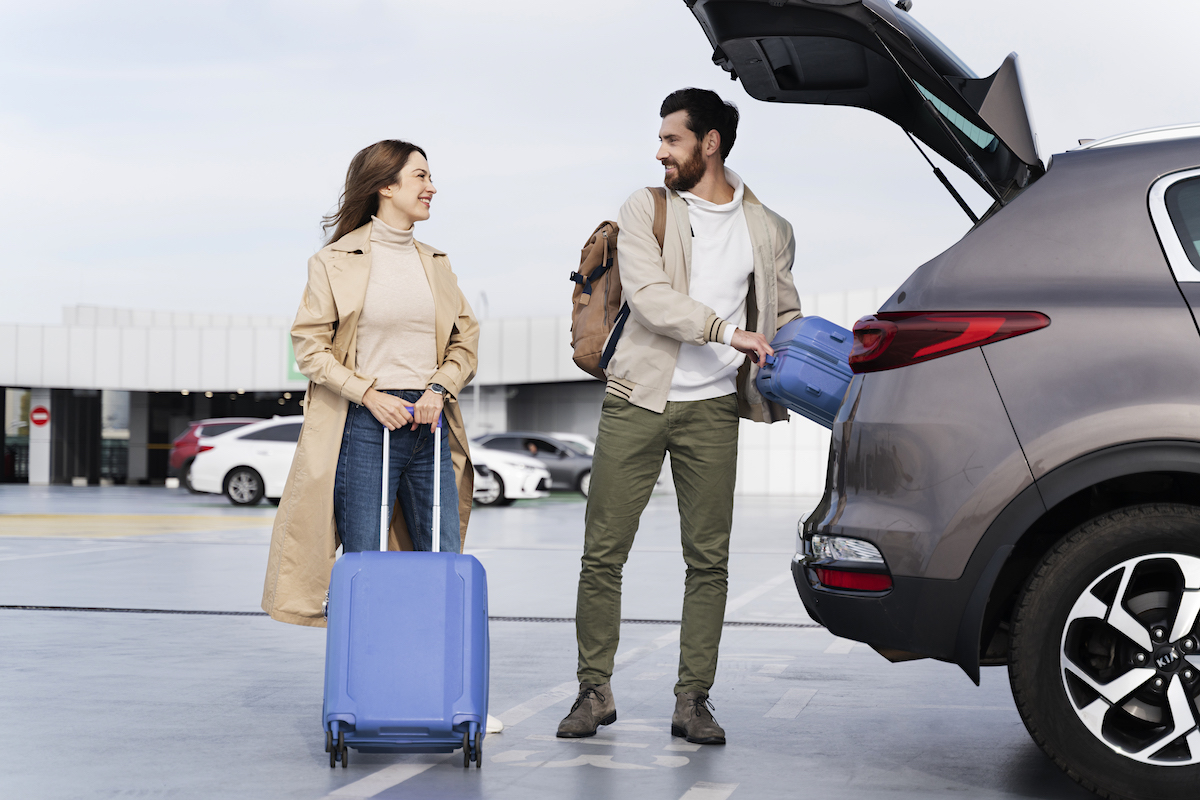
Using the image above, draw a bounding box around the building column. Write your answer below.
[127,392,150,484]
[28,388,51,486]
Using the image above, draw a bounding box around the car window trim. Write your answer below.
[1149,167,1200,283]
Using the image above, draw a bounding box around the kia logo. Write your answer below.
[1157,650,1179,669]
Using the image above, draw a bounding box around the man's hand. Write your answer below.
[362,389,413,431]
[411,389,445,433]
[730,328,774,365]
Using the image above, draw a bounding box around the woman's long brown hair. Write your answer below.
[322,140,427,245]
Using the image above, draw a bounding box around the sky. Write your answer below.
[1,0,1197,325]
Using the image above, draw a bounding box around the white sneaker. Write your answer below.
[486,714,504,734]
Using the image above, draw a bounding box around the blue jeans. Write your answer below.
[334,390,460,553]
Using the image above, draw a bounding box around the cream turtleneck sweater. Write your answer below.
[355,217,438,391]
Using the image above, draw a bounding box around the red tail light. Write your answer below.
[850,311,1049,374]
[198,445,215,453]
[815,568,893,592]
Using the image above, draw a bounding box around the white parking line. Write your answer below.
[323,755,450,798]
[497,681,580,728]
[679,781,739,800]
[765,687,817,719]
[824,637,856,654]
[725,572,791,615]
[525,733,648,748]
[0,543,147,562]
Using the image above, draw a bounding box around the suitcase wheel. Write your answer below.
[328,731,347,769]
[462,728,483,769]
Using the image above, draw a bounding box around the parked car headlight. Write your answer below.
[809,534,885,565]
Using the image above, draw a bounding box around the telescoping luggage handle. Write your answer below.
[380,408,442,554]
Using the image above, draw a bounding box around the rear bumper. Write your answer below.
[792,556,968,665]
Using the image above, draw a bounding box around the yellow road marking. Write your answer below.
[0,514,273,538]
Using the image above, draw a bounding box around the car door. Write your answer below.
[239,422,301,495]
[522,438,575,488]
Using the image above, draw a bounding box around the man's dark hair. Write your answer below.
[659,88,740,160]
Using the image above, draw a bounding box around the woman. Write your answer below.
[262,140,479,627]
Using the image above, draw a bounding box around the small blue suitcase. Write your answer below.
[755,316,854,429]
[323,414,489,769]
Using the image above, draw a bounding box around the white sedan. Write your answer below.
[470,444,550,507]
[189,416,303,505]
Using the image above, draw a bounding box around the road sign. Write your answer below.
[30,406,50,427]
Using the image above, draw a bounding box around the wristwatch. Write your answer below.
[428,383,445,395]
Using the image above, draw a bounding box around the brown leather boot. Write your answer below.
[671,691,726,744]
[556,682,617,738]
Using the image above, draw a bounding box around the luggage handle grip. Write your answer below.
[380,408,442,553]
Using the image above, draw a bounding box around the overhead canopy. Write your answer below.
[686,0,1044,200]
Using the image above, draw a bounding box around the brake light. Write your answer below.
[816,568,893,592]
[850,311,1049,373]
[198,445,214,453]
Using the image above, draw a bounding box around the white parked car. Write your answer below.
[189,416,303,505]
[469,444,550,507]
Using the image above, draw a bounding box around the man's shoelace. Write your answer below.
[689,695,717,719]
[571,686,606,713]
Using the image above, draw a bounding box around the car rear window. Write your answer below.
[1166,178,1200,269]
[240,423,302,442]
[200,422,250,438]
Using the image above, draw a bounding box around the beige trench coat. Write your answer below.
[261,221,479,627]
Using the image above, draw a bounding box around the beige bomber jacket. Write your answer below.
[604,183,803,422]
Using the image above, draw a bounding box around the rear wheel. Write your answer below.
[472,474,506,506]
[225,467,264,506]
[475,474,503,507]
[578,470,591,499]
[182,458,200,493]
[1009,504,1200,800]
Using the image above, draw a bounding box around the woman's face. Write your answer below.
[378,153,436,228]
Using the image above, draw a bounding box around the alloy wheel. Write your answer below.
[226,469,262,505]
[1060,553,1200,765]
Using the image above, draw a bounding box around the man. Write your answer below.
[557,88,801,744]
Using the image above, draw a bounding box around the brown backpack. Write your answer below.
[570,188,667,380]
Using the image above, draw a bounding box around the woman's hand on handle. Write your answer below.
[412,389,444,432]
[362,389,413,431]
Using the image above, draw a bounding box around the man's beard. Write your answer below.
[663,141,706,192]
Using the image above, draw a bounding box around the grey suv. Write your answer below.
[688,1,1200,798]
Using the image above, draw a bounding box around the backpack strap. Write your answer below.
[649,187,667,250]
[599,188,668,374]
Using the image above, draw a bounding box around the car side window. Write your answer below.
[201,423,247,437]
[483,438,522,452]
[526,439,561,457]
[241,423,301,442]
[1166,178,1200,270]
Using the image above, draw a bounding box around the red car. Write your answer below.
[170,418,261,491]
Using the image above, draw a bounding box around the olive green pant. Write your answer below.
[576,393,739,695]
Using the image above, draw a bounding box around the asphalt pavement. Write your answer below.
[0,485,1093,800]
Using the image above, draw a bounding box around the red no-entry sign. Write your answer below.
[30,406,49,427]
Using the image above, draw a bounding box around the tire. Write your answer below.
[578,470,591,499]
[475,474,505,507]
[1009,503,1200,800]
[182,459,200,493]
[224,467,264,506]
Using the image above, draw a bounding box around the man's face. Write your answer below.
[657,110,706,192]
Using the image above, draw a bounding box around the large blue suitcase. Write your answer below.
[755,316,854,429]
[323,415,489,769]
